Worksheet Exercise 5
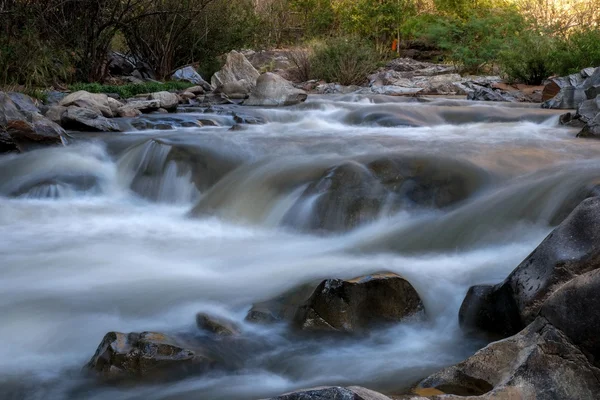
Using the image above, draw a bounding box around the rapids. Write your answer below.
[0,95,597,399]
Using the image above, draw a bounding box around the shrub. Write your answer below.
[309,36,381,85]
[287,48,313,82]
[550,28,600,76]
[498,30,556,84]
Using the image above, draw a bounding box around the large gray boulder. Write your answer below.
[62,107,121,132]
[244,73,307,106]
[59,90,123,117]
[460,197,600,338]
[172,66,212,91]
[147,91,179,111]
[0,92,65,153]
[575,96,600,138]
[417,317,600,399]
[543,67,599,109]
[294,273,424,334]
[211,51,260,96]
[116,99,161,117]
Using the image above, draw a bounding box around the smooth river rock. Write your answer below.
[266,386,393,400]
[244,72,307,107]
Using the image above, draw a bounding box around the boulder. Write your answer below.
[116,99,161,117]
[283,157,485,232]
[266,386,393,400]
[59,91,122,117]
[417,317,600,399]
[147,91,179,111]
[294,273,424,334]
[7,92,41,113]
[244,72,308,106]
[107,51,136,76]
[246,283,319,324]
[172,66,212,91]
[211,50,260,93]
[196,313,241,336]
[44,105,67,124]
[0,92,65,153]
[218,80,253,99]
[179,92,196,102]
[86,331,213,379]
[62,107,121,132]
[575,96,600,138]
[186,86,206,95]
[543,67,600,109]
[459,197,600,338]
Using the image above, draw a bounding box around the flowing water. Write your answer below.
[0,95,598,399]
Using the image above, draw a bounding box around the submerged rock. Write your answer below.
[294,273,424,334]
[244,73,307,107]
[459,197,600,338]
[86,331,213,379]
[196,313,241,336]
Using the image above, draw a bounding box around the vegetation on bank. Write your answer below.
[0,0,599,90]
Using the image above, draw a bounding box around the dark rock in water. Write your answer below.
[543,67,599,109]
[244,72,307,107]
[294,273,424,334]
[541,268,600,367]
[86,331,214,379]
[459,197,600,337]
[233,112,266,125]
[284,156,485,232]
[0,130,19,154]
[246,283,319,324]
[267,386,393,400]
[62,107,121,132]
[196,313,241,336]
[417,317,600,400]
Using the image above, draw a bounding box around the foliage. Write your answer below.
[550,28,600,76]
[309,36,381,85]
[497,30,555,84]
[68,81,193,99]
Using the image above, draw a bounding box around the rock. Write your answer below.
[196,313,241,336]
[179,92,196,102]
[59,91,123,118]
[543,67,600,109]
[541,268,600,366]
[86,331,213,379]
[211,51,260,93]
[576,96,600,138]
[283,157,485,232]
[244,73,307,106]
[294,273,423,334]
[62,107,121,132]
[385,58,456,75]
[466,85,517,102]
[116,100,161,117]
[147,91,179,111]
[172,66,211,91]
[232,112,266,125]
[186,86,206,95]
[7,92,40,113]
[218,80,253,99]
[266,386,393,400]
[417,317,600,399]
[246,283,319,324]
[44,105,67,124]
[460,197,600,337]
[314,83,361,94]
[107,51,136,76]
[0,92,65,153]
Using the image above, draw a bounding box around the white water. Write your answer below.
[0,96,597,399]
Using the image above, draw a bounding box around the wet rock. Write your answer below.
[117,99,161,117]
[543,67,599,109]
[417,317,600,400]
[0,92,65,152]
[172,66,211,91]
[196,313,241,336]
[266,386,393,400]
[211,51,260,95]
[233,112,266,125]
[7,92,40,113]
[246,283,321,324]
[86,331,214,379]
[460,197,600,337]
[147,91,179,111]
[179,92,196,103]
[62,107,121,132]
[294,273,424,334]
[314,83,361,95]
[218,80,253,99]
[244,73,307,107]
[284,156,484,232]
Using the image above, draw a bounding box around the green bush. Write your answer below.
[68,81,193,99]
[498,30,555,84]
[550,28,600,76]
[309,36,381,85]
